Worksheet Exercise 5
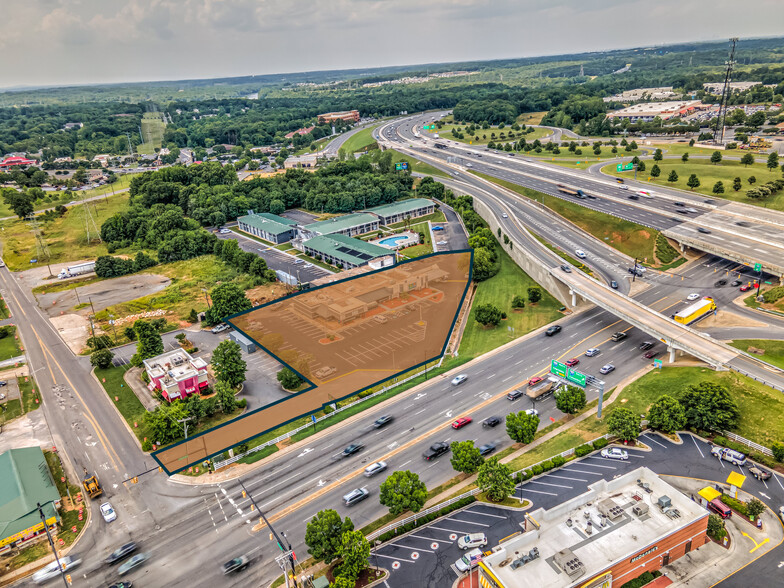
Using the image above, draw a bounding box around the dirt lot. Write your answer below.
[15,260,95,291]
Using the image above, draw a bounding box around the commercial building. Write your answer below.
[606,101,707,123]
[603,87,677,103]
[0,156,37,170]
[0,447,61,551]
[302,233,392,270]
[317,110,360,124]
[143,349,209,402]
[300,212,379,239]
[237,212,298,244]
[479,467,708,588]
[703,81,762,94]
[284,126,316,139]
[365,198,435,225]
[284,154,318,169]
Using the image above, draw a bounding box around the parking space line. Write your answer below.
[429,525,475,534]
[642,434,667,448]
[407,534,448,543]
[375,553,415,563]
[464,510,507,519]
[562,468,603,475]
[529,481,572,489]
[445,517,490,527]
[387,544,434,553]
[691,435,705,458]
[518,488,559,496]
[578,460,617,469]
[547,474,588,482]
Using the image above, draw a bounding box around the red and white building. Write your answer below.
[0,156,37,170]
[317,110,360,124]
[143,350,209,402]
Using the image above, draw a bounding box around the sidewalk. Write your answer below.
[0,355,24,369]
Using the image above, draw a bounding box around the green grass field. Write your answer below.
[459,246,562,360]
[0,327,22,361]
[384,148,448,178]
[435,123,552,147]
[601,158,784,209]
[292,136,330,156]
[137,113,167,155]
[729,339,784,370]
[341,124,381,154]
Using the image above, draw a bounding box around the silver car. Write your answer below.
[364,461,388,477]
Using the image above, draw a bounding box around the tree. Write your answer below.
[474,303,502,327]
[477,457,515,502]
[767,151,779,171]
[471,247,496,282]
[555,385,586,414]
[90,348,114,369]
[650,164,661,179]
[379,471,427,516]
[86,334,112,350]
[748,175,756,185]
[687,174,700,190]
[305,509,354,564]
[211,339,247,388]
[450,441,484,475]
[707,514,726,540]
[681,381,739,432]
[653,149,663,161]
[527,287,542,304]
[681,153,689,162]
[132,319,163,365]
[647,395,685,434]
[667,170,679,183]
[741,153,755,167]
[277,368,302,390]
[331,577,355,588]
[336,530,370,581]
[506,411,539,444]
[710,150,723,165]
[637,160,646,172]
[733,177,742,191]
[746,498,765,521]
[712,181,725,195]
[511,295,525,309]
[214,380,237,414]
[206,283,251,324]
[607,407,641,441]
[1,189,35,219]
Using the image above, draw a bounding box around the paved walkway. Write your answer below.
[123,366,160,411]
[0,355,24,369]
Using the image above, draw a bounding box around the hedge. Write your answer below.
[575,444,593,457]
[552,455,566,467]
[377,496,476,543]
[592,437,609,450]
[721,494,749,518]
[541,460,554,472]
[620,570,661,588]
[531,464,543,476]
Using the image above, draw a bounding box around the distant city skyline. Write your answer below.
[4,0,784,89]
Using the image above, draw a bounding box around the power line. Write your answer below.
[715,38,738,146]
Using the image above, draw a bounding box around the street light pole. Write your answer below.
[37,502,70,588]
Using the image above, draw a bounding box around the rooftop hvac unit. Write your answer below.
[597,498,624,521]
[509,547,539,570]
[553,549,585,579]
[633,503,650,517]
[658,496,672,510]
[171,355,184,366]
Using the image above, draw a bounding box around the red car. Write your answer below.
[565,358,580,367]
[528,376,543,387]
[451,417,472,429]
[739,283,758,292]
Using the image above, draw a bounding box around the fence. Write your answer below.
[212,357,444,470]
[722,431,774,457]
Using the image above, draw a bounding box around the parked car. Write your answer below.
[610,281,619,289]
[507,389,525,401]
[423,442,450,461]
[478,443,497,456]
[458,533,488,550]
[118,553,149,576]
[364,461,388,477]
[601,447,628,460]
[343,487,370,506]
[211,323,230,334]
[455,548,484,573]
[341,443,364,457]
[565,358,579,367]
[432,226,445,231]
[221,555,250,575]
[482,416,502,428]
[749,466,772,481]
[105,542,138,565]
[451,416,473,429]
[546,325,562,337]
[585,348,601,357]
[599,364,615,374]
[710,446,747,466]
[451,374,468,386]
[0,380,7,387]
[219,228,232,234]
[100,502,117,523]
[373,415,394,428]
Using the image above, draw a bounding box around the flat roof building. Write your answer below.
[284,154,318,169]
[300,213,379,239]
[302,233,392,270]
[365,198,435,225]
[143,349,209,402]
[703,81,762,94]
[317,110,360,124]
[603,87,677,103]
[607,101,707,123]
[0,447,61,550]
[479,467,708,588]
[238,213,298,244]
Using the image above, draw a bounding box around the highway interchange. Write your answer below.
[5,114,784,588]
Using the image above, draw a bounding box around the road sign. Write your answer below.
[754,263,762,272]
[311,415,317,424]
[566,368,586,387]
[550,360,567,378]
[653,359,663,369]
[616,162,634,172]
[395,162,409,171]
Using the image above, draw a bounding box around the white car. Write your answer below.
[599,364,615,375]
[618,184,629,190]
[525,408,539,417]
[585,348,601,357]
[100,502,117,522]
[451,374,468,386]
[502,213,508,218]
[219,228,232,234]
[364,461,388,477]
[33,556,82,584]
[686,293,700,301]
[601,447,629,461]
[437,240,448,245]
[575,249,586,259]
[458,533,488,550]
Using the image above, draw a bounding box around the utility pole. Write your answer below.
[37,502,70,588]
[715,38,738,146]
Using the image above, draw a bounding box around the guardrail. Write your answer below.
[212,357,444,470]
[722,431,774,457]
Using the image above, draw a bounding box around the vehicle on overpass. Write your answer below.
[673,297,717,325]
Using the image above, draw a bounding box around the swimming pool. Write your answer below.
[377,235,408,246]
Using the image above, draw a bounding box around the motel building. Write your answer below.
[143,349,209,402]
[478,467,708,588]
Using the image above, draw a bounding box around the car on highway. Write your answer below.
[364,461,388,477]
[507,389,525,401]
[585,348,601,357]
[451,374,468,386]
[343,487,370,506]
[118,553,149,576]
[373,415,394,428]
[618,184,629,190]
[482,416,502,427]
[686,293,701,301]
[675,209,689,214]
[610,281,619,289]
[601,447,628,460]
[458,533,488,550]
[730,280,742,287]
[560,264,572,273]
[105,543,138,565]
[33,556,82,584]
[211,323,231,334]
[697,227,711,234]
[644,350,659,359]
[599,364,615,374]
[342,442,364,457]
[611,332,627,342]
[749,466,771,481]
[108,583,133,588]
[502,213,508,218]
[423,442,450,461]
[478,443,497,456]
[100,502,117,523]
[740,283,758,292]
[451,416,472,429]
[221,555,250,575]
[565,358,580,367]
[628,194,639,200]
[575,249,586,259]
[545,325,562,337]
[639,341,654,351]
[525,408,539,417]
[674,202,685,207]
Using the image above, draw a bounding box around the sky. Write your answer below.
[4,0,784,88]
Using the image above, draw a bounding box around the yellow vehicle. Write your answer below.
[673,297,716,325]
[82,471,103,499]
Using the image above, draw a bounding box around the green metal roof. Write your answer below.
[0,448,60,543]
[238,214,297,236]
[302,213,379,236]
[304,234,390,266]
[365,198,434,217]
[255,212,298,226]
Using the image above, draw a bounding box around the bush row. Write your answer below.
[712,435,778,469]
[377,496,476,543]
[620,570,662,588]
[720,494,750,518]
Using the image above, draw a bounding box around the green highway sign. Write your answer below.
[754,263,762,272]
[395,162,409,171]
[550,360,567,378]
[653,359,663,369]
[566,369,586,387]
[616,162,634,172]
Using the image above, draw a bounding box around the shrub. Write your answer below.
[540,460,554,472]
[772,441,784,462]
[575,444,593,457]
[531,464,543,476]
[721,494,749,517]
[236,398,248,409]
[592,437,609,450]
[655,233,679,264]
[142,439,153,451]
[376,496,476,542]
[552,455,566,467]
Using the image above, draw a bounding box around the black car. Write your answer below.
[482,416,502,427]
[545,325,562,337]
[108,583,133,588]
[342,443,364,457]
[736,221,751,228]
[0,380,6,387]
[731,280,742,287]
[423,442,450,461]
[105,542,137,565]
[714,279,727,287]
[674,202,685,207]
[675,209,689,215]
[639,341,655,351]
[373,415,394,428]
[697,227,711,234]
[221,556,249,575]
[627,194,639,200]
[479,443,497,456]
[610,281,618,289]
[507,389,525,401]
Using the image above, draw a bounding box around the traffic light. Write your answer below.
[250,504,255,511]
[131,477,138,484]
[66,575,72,585]
[269,533,274,541]
[241,490,246,498]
